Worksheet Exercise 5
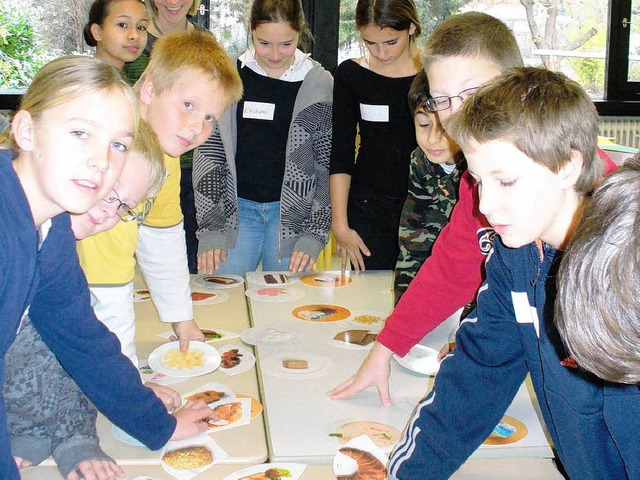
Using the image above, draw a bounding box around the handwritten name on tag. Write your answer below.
[360,103,389,122]
[243,101,276,121]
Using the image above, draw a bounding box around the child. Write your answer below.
[193,0,333,275]
[330,12,522,405]
[394,70,462,303]
[5,120,170,479]
[330,0,421,271]
[556,156,640,385]
[76,29,243,366]
[388,67,640,480]
[123,0,201,273]
[0,55,212,480]
[83,0,148,72]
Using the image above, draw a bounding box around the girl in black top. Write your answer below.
[330,0,422,271]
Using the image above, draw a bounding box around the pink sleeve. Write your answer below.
[377,171,492,356]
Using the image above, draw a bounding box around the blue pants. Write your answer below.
[216,198,290,275]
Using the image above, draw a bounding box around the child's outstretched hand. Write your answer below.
[67,459,124,480]
[171,400,216,440]
[147,382,182,411]
[171,319,205,352]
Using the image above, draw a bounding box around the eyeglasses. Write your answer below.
[103,190,154,226]
[425,86,480,112]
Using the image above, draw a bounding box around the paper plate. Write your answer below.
[192,274,244,289]
[148,341,221,378]
[245,272,300,286]
[300,272,352,288]
[261,351,334,379]
[393,344,441,376]
[240,327,298,347]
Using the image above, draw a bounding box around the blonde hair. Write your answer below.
[446,67,602,196]
[1,56,137,154]
[130,119,166,198]
[423,12,523,73]
[134,29,242,104]
[146,0,198,19]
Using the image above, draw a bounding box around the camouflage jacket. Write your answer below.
[394,147,463,303]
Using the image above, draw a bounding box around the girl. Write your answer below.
[193,0,333,275]
[0,55,211,480]
[83,0,148,71]
[330,0,422,271]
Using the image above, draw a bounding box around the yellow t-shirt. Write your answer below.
[77,153,183,285]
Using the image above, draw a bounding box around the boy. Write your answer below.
[556,156,640,385]
[76,29,243,367]
[330,12,522,405]
[388,67,640,480]
[5,121,170,479]
[394,70,462,303]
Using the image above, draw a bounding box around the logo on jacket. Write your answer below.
[477,227,496,255]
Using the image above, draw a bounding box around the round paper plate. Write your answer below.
[240,326,298,347]
[483,415,528,445]
[148,341,221,378]
[300,273,352,288]
[292,304,351,322]
[393,344,441,376]
[245,272,300,286]
[192,274,244,289]
[261,352,334,380]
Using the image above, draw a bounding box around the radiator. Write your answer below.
[599,116,640,148]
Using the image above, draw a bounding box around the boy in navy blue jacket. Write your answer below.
[388,67,640,479]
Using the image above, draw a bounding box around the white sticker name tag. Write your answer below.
[360,103,389,122]
[243,101,275,121]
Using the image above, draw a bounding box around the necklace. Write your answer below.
[152,16,189,36]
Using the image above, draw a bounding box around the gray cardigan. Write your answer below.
[193,59,333,259]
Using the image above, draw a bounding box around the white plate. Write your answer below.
[245,272,300,286]
[245,286,304,303]
[148,341,221,378]
[192,274,244,289]
[393,344,441,376]
[221,463,307,480]
[240,327,298,347]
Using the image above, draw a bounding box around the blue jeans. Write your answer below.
[215,198,290,275]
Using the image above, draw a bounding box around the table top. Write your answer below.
[246,270,553,464]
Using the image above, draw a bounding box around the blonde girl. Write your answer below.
[330,0,422,271]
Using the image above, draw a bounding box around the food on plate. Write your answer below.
[212,402,242,423]
[162,446,213,469]
[337,421,401,448]
[334,329,377,346]
[264,273,288,284]
[185,389,226,403]
[203,276,236,285]
[239,467,292,480]
[353,314,382,325]
[282,359,308,369]
[221,348,243,368]
[257,287,287,296]
[336,447,387,480]
[202,329,224,341]
[162,348,204,369]
[192,292,215,301]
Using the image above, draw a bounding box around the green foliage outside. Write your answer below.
[0,3,56,89]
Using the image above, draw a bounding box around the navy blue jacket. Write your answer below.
[0,150,175,479]
[389,237,640,479]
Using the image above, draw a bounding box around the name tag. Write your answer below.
[243,101,275,121]
[360,103,389,122]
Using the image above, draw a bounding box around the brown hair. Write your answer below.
[356,0,422,39]
[130,119,166,198]
[424,12,522,73]
[446,67,602,195]
[134,29,242,104]
[250,0,313,51]
[555,156,640,384]
[1,56,137,154]
[407,69,431,114]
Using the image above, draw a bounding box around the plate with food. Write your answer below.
[161,433,227,479]
[292,304,351,322]
[347,310,388,330]
[333,435,388,480]
[300,272,352,288]
[330,329,377,350]
[221,463,307,480]
[206,397,252,432]
[192,274,244,289]
[240,327,298,347]
[245,286,304,303]
[261,352,334,380]
[483,415,528,446]
[217,344,256,376]
[182,381,235,405]
[393,344,441,376]
[191,290,229,305]
[245,272,300,286]
[329,420,402,450]
[148,341,221,378]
